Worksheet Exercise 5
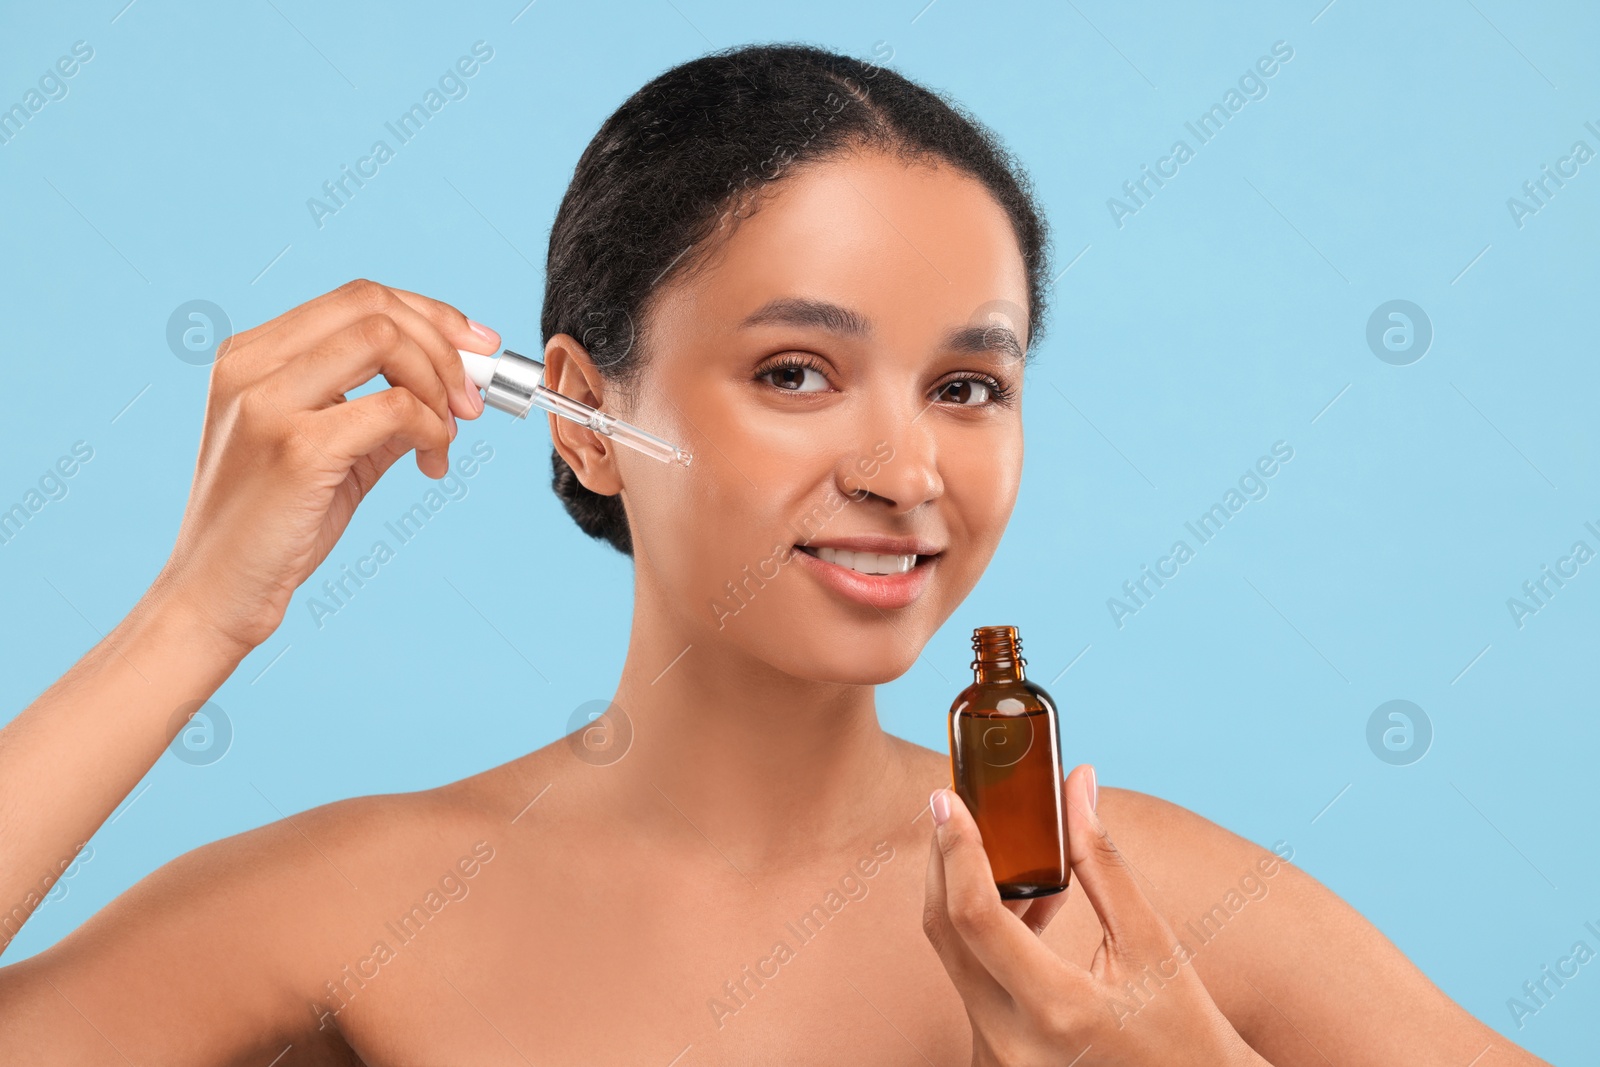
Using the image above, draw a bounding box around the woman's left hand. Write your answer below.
[922,764,1269,1067]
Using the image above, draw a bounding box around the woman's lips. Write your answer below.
[791,544,938,610]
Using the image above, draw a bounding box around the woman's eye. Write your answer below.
[762,364,830,392]
[936,378,993,405]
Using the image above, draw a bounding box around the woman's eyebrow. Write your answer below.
[943,323,1024,364]
[740,297,869,336]
[740,296,1024,362]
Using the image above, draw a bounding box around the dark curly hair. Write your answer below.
[542,42,1051,556]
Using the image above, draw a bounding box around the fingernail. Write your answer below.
[463,377,483,415]
[929,788,951,826]
[1088,765,1098,813]
[467,319,498,343]
[448,414,458,440]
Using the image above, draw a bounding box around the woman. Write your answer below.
[0,44,1549,1066]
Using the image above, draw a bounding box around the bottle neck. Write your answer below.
[971,625,1026,684]
[973,661,1025,684]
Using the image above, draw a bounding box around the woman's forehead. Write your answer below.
[654,152,1029,343]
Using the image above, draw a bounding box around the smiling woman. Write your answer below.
[0,42,1554,1067]
[539,42,1046,565]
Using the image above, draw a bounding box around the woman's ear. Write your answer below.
[543,333,623,497]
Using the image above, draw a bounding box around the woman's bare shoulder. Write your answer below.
[1088,785,1302,984]
[1092,784,1290,884]
[0,750,556,1064]
[1084,786,1535,1063]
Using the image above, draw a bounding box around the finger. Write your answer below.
[216,279,393,379]
[212,286,342,361]
[270,315,453,435]
[383,286,496,418]
[310,282,483,419]
[1063,764,1168,958]
[929,787,1067,999]
[345,445,409,501]
[1000,891,1067,936]
[317,387,454,480]
[923,799,1011,1014]
[223,281,490,418]
[1013,881,1070,937]
[387,285,501,359]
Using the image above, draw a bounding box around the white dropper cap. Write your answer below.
[459,349,500,391]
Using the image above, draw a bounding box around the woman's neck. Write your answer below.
[598,581,910,876]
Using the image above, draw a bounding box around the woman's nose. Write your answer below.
[834,409,942,512]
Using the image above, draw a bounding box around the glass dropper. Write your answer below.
[458,349,692,468]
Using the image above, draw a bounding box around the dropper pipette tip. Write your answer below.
[458,347,693,470]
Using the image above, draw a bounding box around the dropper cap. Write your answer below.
[459,350,499,391]
[461,349,547,418]
[455,347,693,468]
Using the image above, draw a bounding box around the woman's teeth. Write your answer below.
[809,546,917,575]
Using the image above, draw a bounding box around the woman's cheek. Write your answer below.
[947,425,1022,543]
[628,445,773,604]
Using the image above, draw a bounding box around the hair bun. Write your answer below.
[550,448,633,556]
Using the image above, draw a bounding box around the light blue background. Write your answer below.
[2,0,1596,1059]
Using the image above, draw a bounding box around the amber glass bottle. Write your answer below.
[947,625,1068,899]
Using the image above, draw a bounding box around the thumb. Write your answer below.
[1063,765,1166,956]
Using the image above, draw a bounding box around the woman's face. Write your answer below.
[587,148,1029,685]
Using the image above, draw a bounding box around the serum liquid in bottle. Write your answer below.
[947,625,1068,899]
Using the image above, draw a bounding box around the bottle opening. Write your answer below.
[971,625,1025,674]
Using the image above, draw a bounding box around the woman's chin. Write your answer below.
[683,566,946,685]
[755,637,924,688]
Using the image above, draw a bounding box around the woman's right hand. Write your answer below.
[151,278,498,658]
